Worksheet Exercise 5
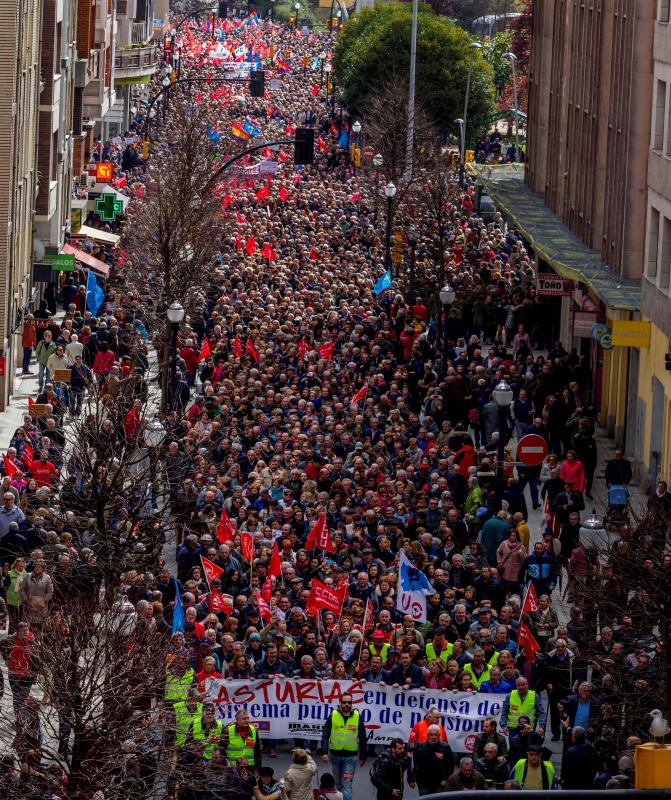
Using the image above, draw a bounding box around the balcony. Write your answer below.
[114,44,157,83]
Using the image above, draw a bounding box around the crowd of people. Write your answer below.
[0,11,669,800]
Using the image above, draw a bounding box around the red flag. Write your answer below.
[195,92,203,104]
[245,236,256,256]
[221,193,234,210]
[233,336,243,357]
[278,186,289,202]
[245,337,259,362]
[304,511,335,552]
[209,589,233,614]
[297,337,306,360]
[215,510,236,544]
[235,234,243,251]
[268,540,282,579]
[318,341,335,361]
[329,122,339,136]
[3,455,18,477]
[260,242,276,261]
[261,575,273,602]
[241,531,254,562]
[310,85,319,96]
[262,146,273,159]
[348,192,361,203]
[309,247,318,261]
[518,621,540,661]
[278,150,291,163]
[363,599,374,633]
[307,578,344,615]
[256,184,270,202]
[20,443,33,469]
[201,556,225,585]
[28,397,35,410]
[351,381,368,404]
[316,136,328,153]
[198,339,211,362]
[235,211,248,224]
[522,582,539,615]
[257,596,272,622]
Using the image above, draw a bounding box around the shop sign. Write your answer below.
[574,312,597,338]
[43,248,75,270]
[611,320,651,348]
[537,273,574,296]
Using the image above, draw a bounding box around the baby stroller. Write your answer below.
[605,484,629,527]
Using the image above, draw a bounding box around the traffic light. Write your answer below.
[218,1,228,17]
[249,70,265,98]
[294,128,314,165]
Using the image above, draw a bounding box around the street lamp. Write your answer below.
[269,0,275,19]
[372,153,383,220]
[161,76,171,119]
[493,379,513,502]
[324,63,332,100]
[166,301,185,410]
[407,227,419,290]
[352,120,362,139]
[503,51,519,162]
[439,284,455,374]
[294,2,300,28]
[144,418,166,506]
[461,41,482,188]
[384,182,397,275]
[454,118,465,182]
[336,8,342,29]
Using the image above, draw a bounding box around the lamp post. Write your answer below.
[165,301,185,410]
[407,227,419,290]
[294,2,300,28]
[144,418,166,507]
[384,182,397,275]
[461,41,482,188]
[373,153,383,221]
[175,43,183,81]
[454,117,465,184]
[351,120,362,172]
[503,51,519,162]
[492,379,513,504]
[161,75,171,119]
[336,8,342,30]
[324,63,332,101]
[269,0,275,19]
[319,50,326,87]
[439,284,455,374]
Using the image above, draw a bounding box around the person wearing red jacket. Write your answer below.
[29,451,58,487]
[7,622,35,716]
[92,342,115,381]
[124,399,142,441]
[180,339,198,386]
[453,441,477,479]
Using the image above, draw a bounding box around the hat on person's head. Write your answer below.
[249,632,262,642]
[371,630,385,640]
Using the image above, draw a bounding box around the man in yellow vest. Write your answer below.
[463,649,491,689]
[164,654,195,707]
[500,677,546,738]
[221,709,262,770]
[509,743,557,788]
[320,693,368,800]
[425,627,453,665]
[181,702,223,763]
[369,630,390,663]
[173,689,203,748]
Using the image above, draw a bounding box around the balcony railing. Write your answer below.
[114,44,157,78]
[131,22,148,45]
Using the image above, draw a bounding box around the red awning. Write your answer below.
[62,243,110,277]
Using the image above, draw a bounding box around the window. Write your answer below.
[661,0,670,23]
[654,79,666,150]
[659,216,671,289]
[647,206,660,279]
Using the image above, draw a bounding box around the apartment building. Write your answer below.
[0,0,42,410]
[635,0,671,486]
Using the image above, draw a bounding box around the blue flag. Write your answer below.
[337,129,348,149]
[172,582,185,635]
[373,270,391,295]
[86,270,104,316]
[243,120,261,137]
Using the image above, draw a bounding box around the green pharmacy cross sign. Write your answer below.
[95,192,123,222]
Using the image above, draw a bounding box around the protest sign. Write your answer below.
[205,678,502,752]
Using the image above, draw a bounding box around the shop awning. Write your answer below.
[469,164,641,311]
[72,225,121,246]
[62,243,110,277]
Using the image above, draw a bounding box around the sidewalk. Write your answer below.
[0,366,42,446]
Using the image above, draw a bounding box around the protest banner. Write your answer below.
[205,678,502,752]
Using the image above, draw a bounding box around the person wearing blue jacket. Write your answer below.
[389,651,424,689]
[517,542,559,596]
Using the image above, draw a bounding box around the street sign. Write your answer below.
[536,273,574,296]
[516,434,549,466]
[43,248,75,270]
[96,162,113,183]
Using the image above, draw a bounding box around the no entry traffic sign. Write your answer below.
[516,434,549,466]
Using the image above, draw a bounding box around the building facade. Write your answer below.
[0,0,43,410]
[636,0,671,487]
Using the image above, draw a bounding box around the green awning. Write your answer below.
[487,108,527,125]
[470,164,640,311]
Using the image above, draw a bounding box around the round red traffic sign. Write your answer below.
[516,434,549,466]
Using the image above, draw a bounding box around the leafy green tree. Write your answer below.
[333,4,494,138]
[482,30,512,98]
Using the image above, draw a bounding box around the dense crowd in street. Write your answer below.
[1,12,671,800]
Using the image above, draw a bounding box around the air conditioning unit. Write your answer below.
[80,172,89,185]
[86,175,96,188]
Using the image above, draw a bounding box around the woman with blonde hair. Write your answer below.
[283,748,317,800]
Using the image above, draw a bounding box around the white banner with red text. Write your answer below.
[204,678,502,751]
